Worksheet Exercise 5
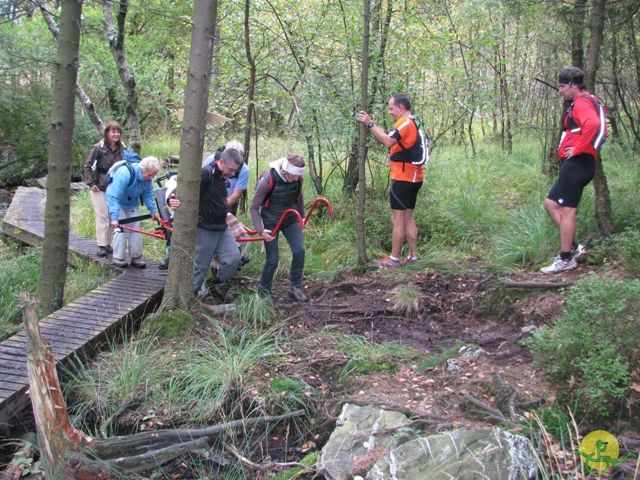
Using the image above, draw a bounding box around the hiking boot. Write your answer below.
[377,256,401,268]
[540,256,577,274]
[401,255,418,266]
[130,258,147,269]
[97,246,108,257]
[112,258,128,268]
[105,245,113,254]
[571,243,587,262]
[239,254,251,267]
[158,257,170,270]
[289,286,308,302]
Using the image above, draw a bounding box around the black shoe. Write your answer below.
[159,258,169,270]
[97,246,108,257]
[105,245,113,254]
[239,255,251,267]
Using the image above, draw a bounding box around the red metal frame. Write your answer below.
[118,197,334,243]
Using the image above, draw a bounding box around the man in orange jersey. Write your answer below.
[359,93,425,267]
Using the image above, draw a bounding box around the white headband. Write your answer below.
[281,157,305,176]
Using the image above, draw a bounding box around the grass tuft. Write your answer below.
[389,283,424,316]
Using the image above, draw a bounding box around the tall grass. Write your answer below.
[62,335,160,437]
[156,326,279,423]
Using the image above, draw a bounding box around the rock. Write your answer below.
[316,404,416,480]
[366,427,537,480]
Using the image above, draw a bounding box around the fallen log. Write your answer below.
[502,278,575,289]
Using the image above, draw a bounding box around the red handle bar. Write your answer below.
[238,197,334,242]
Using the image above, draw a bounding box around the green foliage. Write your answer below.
[525,274,640,420]
[140,310,196,339]
[335,333,417,378]
[613,229,640,273]
[418,343,465,371]
[268,378,311,412]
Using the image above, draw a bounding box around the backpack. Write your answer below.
[393,115,431,166]
[582,94,609,148]
[262,168,302,208]
[105,149,141,187]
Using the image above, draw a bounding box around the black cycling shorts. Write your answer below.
[390,180,423,210]
[547,154,596,208]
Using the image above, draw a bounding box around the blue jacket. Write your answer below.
[105,163,158,221]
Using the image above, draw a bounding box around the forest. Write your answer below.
[1,0,640,478]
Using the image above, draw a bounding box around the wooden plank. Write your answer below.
[40,320,107,337]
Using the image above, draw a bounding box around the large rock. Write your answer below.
[316,404,415,480]
[367,427,537,480]
[317,404,537,480]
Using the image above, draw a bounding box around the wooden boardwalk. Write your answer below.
[0,187,166,432]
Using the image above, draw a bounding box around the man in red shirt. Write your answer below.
[541,67,607,274]
[359,93,425,267]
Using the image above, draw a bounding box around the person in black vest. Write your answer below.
[250,154,307,302]
[169,148,243,295]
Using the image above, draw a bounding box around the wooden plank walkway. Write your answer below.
[0,187,167,432]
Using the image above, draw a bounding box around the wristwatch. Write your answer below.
[367,121,375,129]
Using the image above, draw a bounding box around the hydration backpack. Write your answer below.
[392,115,431,166]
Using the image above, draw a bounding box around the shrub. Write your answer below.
[525,274,640,421]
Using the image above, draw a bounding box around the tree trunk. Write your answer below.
[243,0,255,165]
[585,0,614,234]
[37,1,104,133]
[163,0,219,309]
[37,0,82,315]
[357,0,371,266]
[103,0,141,153]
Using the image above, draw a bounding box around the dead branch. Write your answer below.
[106,437,209,473]
[502,278,575,289]
[224,443,311,472]
[93,409,306,459]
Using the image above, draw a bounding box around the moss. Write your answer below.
[140,310,195,339]
[273,451,319,480]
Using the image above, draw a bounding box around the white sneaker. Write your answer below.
[540,256,577,274]
[572,244,587,261]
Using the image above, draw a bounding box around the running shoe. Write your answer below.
[540,256,577,274]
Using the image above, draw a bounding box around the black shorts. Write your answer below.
[390,180,422,210]
[547,154,596,208]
